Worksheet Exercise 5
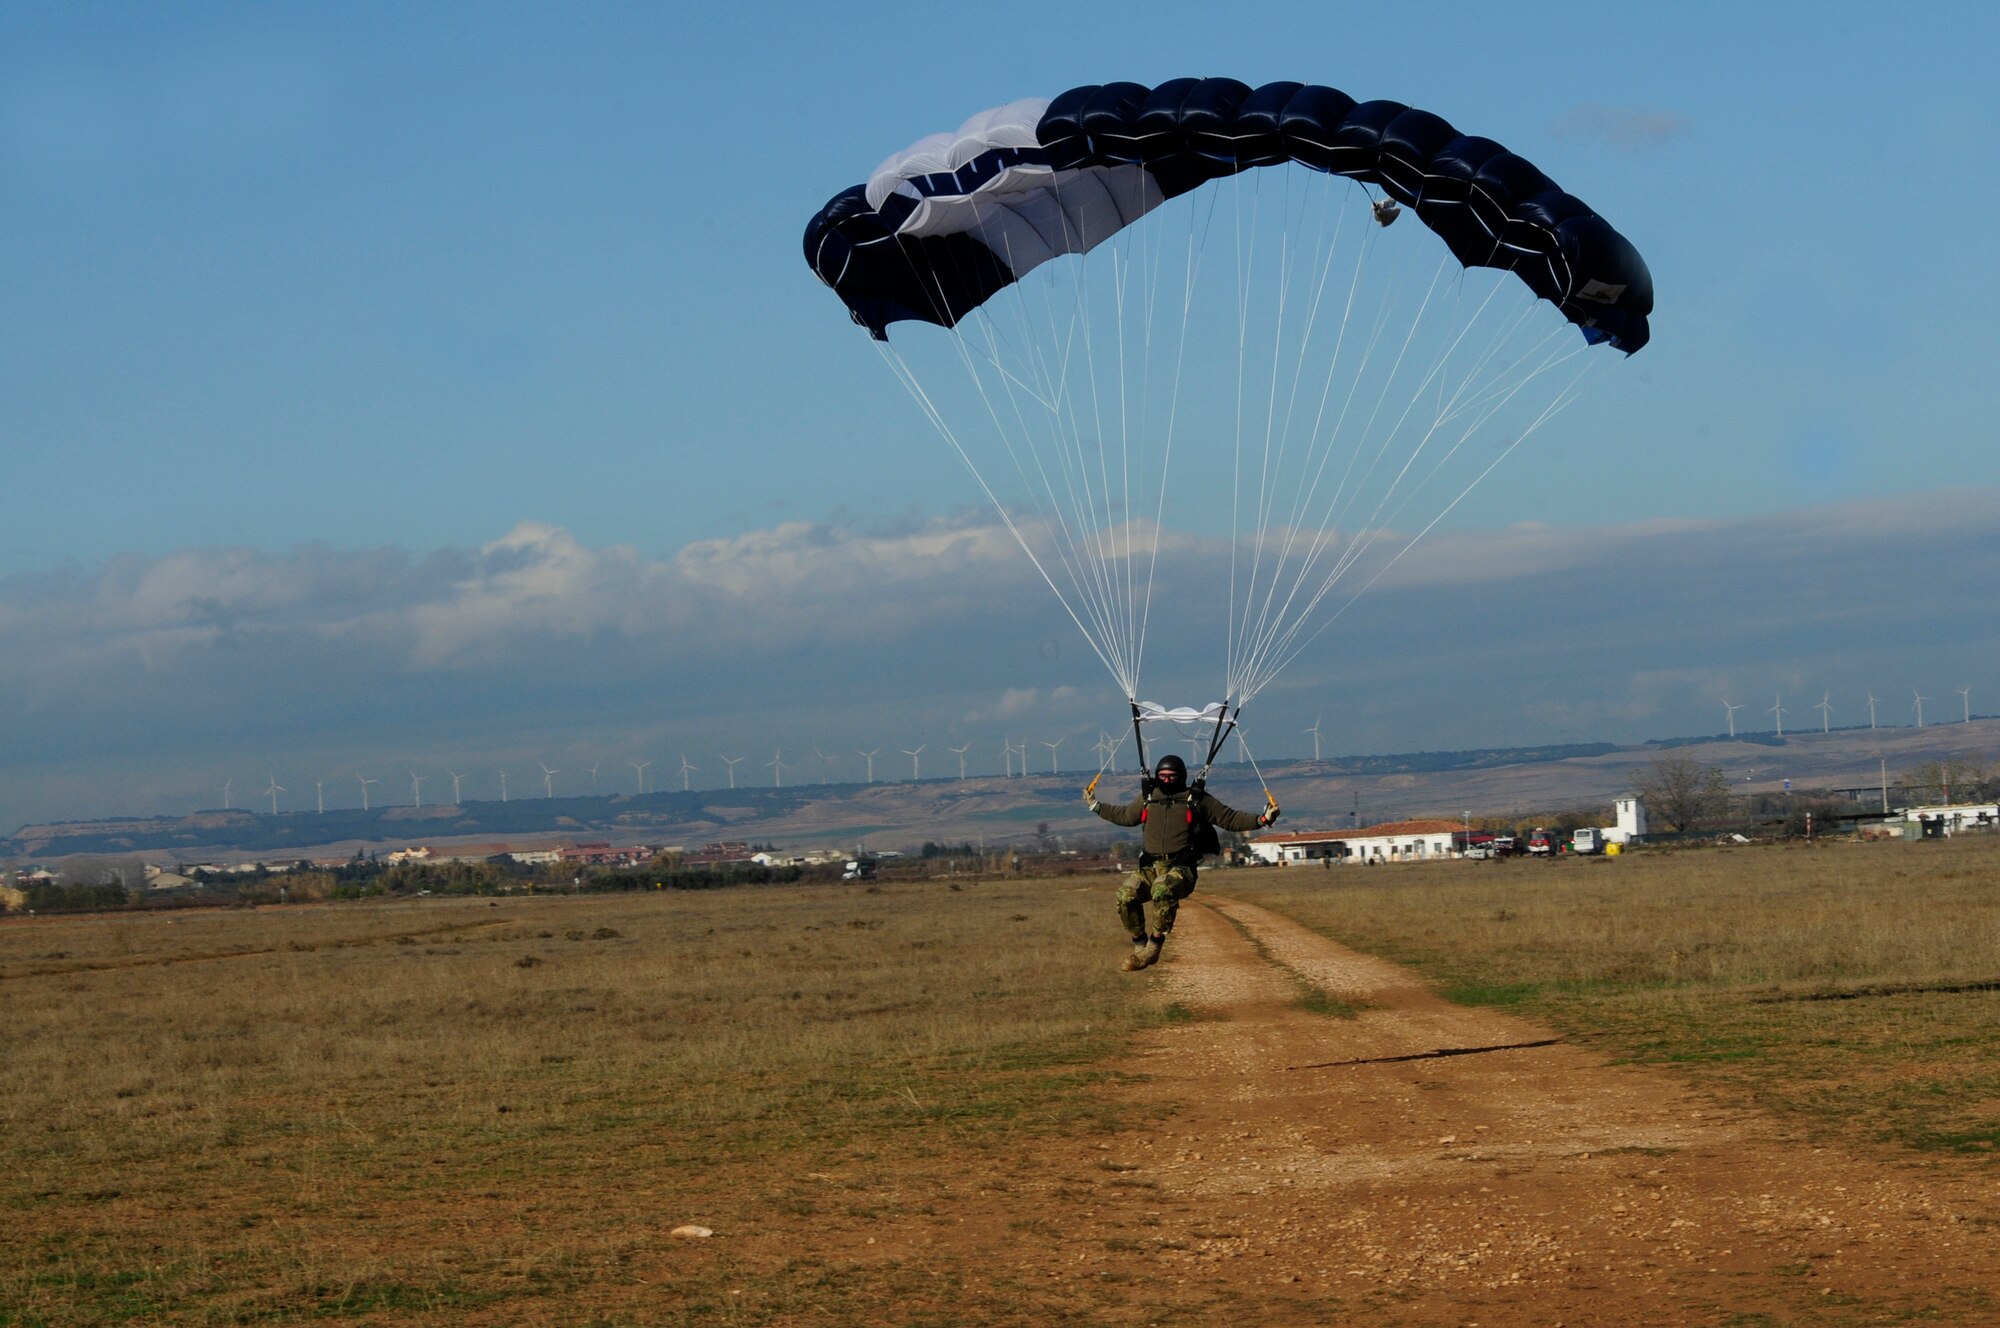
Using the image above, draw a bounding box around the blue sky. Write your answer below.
[4,3,1999,825]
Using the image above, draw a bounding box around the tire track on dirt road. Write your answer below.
[1106,894,2000,1325]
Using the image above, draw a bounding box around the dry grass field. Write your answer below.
[4,837,1999,1325]
[1219,835,2000,1158]
[0,878,1152,1325]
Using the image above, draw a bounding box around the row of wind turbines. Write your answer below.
[221,734,1113,814]
[1720,687,1977,738]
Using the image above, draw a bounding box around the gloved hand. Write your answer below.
[1258,804,1281,827]
[1083,788,1100,812]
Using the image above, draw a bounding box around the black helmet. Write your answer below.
[1154,754,1187,781]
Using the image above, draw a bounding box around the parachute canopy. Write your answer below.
[805,78,1651,354]
[803,78,1652,781]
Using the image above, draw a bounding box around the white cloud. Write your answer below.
[1552,103,1694,151]
[7,490,2000,823]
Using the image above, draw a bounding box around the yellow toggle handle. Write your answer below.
[1084,773,1101,801]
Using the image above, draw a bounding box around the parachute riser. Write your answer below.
[1194,704,1241,786]
[1129,699,1150,780]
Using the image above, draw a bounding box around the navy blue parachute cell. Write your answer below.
[804,78,1651,353]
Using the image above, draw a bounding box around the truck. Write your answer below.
[1525,827,1562,856]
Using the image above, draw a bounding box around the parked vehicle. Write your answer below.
[1571,827,1605,855]
[841,859,877,881]
[1525,827,1562,856]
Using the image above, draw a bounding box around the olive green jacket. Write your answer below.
[1091,785,1264,859]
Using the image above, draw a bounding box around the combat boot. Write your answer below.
[1139,934,1166,968]
[1120,935,1150,972]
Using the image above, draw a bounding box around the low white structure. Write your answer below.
[1249,819,1463,866]
[1902,803,1999,835]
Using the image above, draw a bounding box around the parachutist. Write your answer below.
[1371,197,1402,227]
[1085,754,1278,971]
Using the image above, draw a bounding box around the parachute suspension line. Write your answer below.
[926,192,1144,701]
[942,300,1136,696]
[875,341,1134,697]
[1225,168,1269,711]
[864,152,1621,727]
[1255,172,1351,570]
[1217,185,1598,710]
[1247,338,1598,701]
[1244,256,1512,664]
[1236,170,1294,706]
[1230,725,1277,806]
[1090,723,1133,789]
[1231,169,1346,706]
[1030,168,1150,704]
[1228,180,1394,706]
[1133,183,1220,707]
[874,227,1137,693]
[993,212,1129,689]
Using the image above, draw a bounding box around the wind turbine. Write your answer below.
[950,742,973,779]
[409,770,425,807]
[1866,691,1878,729]
[316,780,325,814]
[678,754,697,791]
[902,744,925,780]
[1000,739,1015,778]
[1304,716,1323,761]
[498,769,510,802]
[1010,739,1028,777]
[1723,700,1742,738]
[448,770,465,805]
[1041,736,1065,773]
[768,747,786,788]
[541,764,560,798]
[721,755,744,788]
[587,760,602,793]
[858,748,879,783]
[222,779,233,810]
[630,759,651,794]
[1960,686,1972,723]
[357,774,379,811]
[1913,688,1929,728]
[1815,693,1832,734]
[265,776,285,815]
[1768,693,1785,738]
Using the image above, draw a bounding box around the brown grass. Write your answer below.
[9,840,2000,1323]
[1214,835,2000,1157]
[0,879,1151,1325]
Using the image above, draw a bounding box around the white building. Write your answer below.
[1902,803,1999,835]
[1249,818,1464,866]
[1606,796,1649,845]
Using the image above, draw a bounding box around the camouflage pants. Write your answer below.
[1117,859,1197,938]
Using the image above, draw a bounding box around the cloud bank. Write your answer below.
[5,490,1999,826]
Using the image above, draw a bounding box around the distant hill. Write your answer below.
[8,723,1997,863]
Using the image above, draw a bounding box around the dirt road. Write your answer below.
[674,893,2000,1325]
[1054,894,2000,1325]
